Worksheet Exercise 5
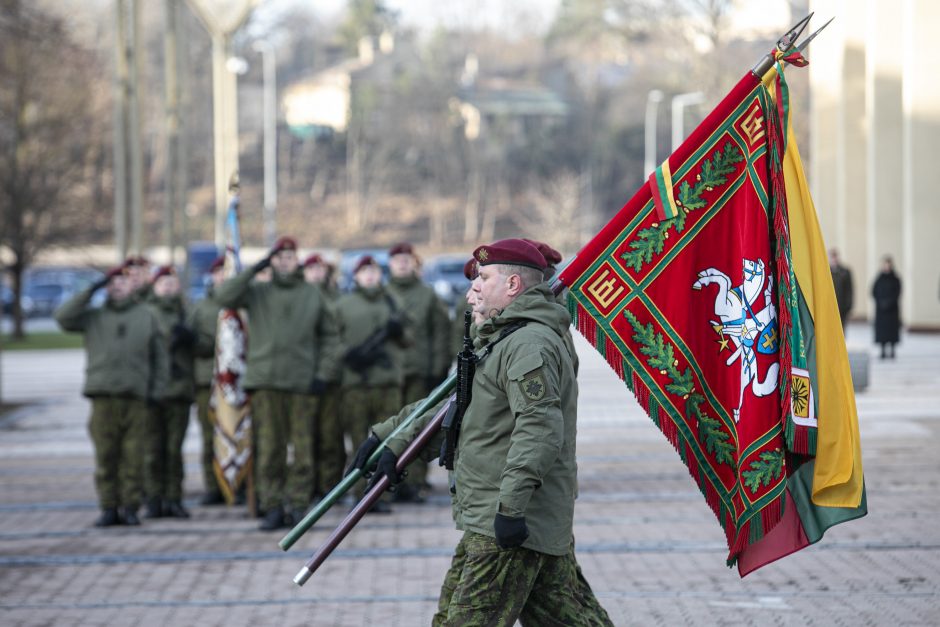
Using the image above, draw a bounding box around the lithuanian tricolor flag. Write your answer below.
[558,52,866,576]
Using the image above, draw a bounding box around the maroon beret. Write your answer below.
[152,265,176,281]
[105,265,128,281]
[472,238,546,271]
[523,239,562,267]
[463,258,478,280]
[353,255,380,274]
[388,242,415,257]
[272,236,298,253]
[124,255,149,268]
[303,253,325,267]
[209,256,226,272]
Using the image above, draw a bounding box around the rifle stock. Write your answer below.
[278,374,457,551]
[293,396,454,586]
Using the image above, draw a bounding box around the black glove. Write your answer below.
[170,323,196,349]
[494,513,529,549]
[366,448,402,491]
[345,433,380,477]
[385,317,404,340]
[308,378,327,395]
[252,254,272,274]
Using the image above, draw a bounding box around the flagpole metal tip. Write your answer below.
[293,566,313,586]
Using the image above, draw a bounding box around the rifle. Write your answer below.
[343,297,404,374]
[343,325,391,373]
[439,310,475,470]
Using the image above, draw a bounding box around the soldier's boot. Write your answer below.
[145,496,163,519]
[163,500,190,519]
[95,508,121,527]
[259,506,285,531]
[122,507,141,526]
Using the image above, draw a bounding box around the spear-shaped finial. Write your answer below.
[751,13,833,77]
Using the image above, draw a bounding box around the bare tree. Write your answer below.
[0,1,105,338]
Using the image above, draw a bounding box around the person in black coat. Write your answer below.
[872,255,902,359]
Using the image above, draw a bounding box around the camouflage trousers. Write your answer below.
[88,396,147,510]
[400,375,432,491]
[342,385,402,498]
[251,389,316,512]
[311,384,346,498]
[433,532,613,627]
[195,387,221,498]
[144,399,191,502]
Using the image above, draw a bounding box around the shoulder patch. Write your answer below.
[519,372,546,401]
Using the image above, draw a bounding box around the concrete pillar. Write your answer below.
[809,0,841,248]
[866,0,904,305]
[902,0,940,329]
[838,6,869,318]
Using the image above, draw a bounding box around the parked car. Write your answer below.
[2,283,35,316]
[22,267,104,317]
[337,248,390,292]
[422,254,472,311]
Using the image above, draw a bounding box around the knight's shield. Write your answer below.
[756,320,779,355]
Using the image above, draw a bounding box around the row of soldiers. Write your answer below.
[55,239,455,530]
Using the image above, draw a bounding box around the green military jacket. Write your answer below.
[55,287,169,401]
[387,274,451,380]
[148,294,195,401]
[215,267,340,392]
[335,285,409,388]
[189,287,222,388]
[374,284,578,556]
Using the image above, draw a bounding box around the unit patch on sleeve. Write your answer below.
[520,372,546,401]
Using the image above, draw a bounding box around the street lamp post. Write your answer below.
[253,40,277,247]
[672,92,705,150]
[644,89,664,176]
[185,0,258,247]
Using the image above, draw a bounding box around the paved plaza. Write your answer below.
[1,322,938,626]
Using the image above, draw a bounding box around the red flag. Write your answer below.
[559,57,865,575]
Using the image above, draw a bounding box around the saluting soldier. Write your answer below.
[143,266,196,519]
[302,253,345,501]
[55,264,169,528]
[189,256,226,505]
[335,255,410,512]
[385,242,451,502]
[350,239,612,625]
[215,236,340,530]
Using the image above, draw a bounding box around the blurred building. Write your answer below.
[809,0,940,329]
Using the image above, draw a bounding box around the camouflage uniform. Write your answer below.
[387,273,451,497]
[216,267,340,515]
[145,293,195,506]
[434,532,612,627]
[335,284,409,498]
[55,286,168,514]
[189,286,223,499]
[373,284,610,624]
